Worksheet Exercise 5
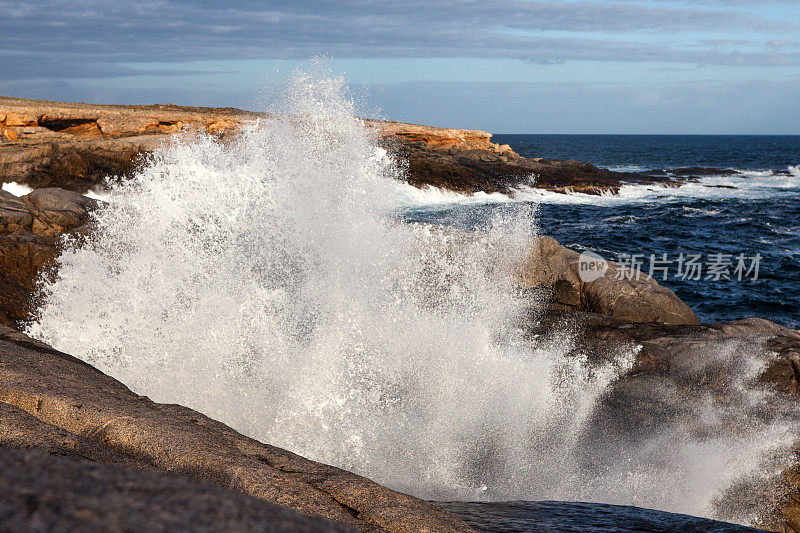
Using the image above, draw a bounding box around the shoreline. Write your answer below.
[1,96,694,196]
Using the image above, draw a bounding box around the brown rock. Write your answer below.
[0,96,675,195]
[521,236,699,325]
[0,327,472,532]
[0,448,355,532]
[3,112,37,127]
[97,115,164,136]
[38,115,104,137]
[0,401,147,468]
[525,308,800,530]
[0,231,61,327]
[582,270,699,325]
[0,190,33,233]
[373,121,510,154]
[22,187,97,235]
[0,134,163,191]
[0,274,36,328]
[0,231,58,289]
[0,97,256,192]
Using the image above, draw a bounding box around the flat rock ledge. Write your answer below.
[0,326,472,532]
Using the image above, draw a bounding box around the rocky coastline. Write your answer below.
[1,96,717,196]
[1,97,799,532]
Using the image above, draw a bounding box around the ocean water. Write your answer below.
[438,501,767,532]
[402,134,800,328]
[23,70,799,531]
[493,134,800,173]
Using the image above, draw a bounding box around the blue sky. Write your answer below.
[2,1,799,133]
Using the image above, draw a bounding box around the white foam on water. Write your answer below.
[26,66,796,523]
[84,189,111,202]
[605,164,647,173]
[2,182,33,197]
[395,182,518,206]
[398,166,800,210]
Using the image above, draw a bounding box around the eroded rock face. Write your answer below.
[0,98,254,192]
[0,327,472,532]
[0,232,58,327]
[0,188,97,327]
[521,236,699,325]
[0,190,32,233]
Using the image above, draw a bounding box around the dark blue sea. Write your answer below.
[493,134,800,172]
[402,135,800,329]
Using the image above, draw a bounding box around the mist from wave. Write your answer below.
[27,66,629,502]
[24,66,797,525]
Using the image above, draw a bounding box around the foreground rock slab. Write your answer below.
[0,448,355,533]
[0,326,471,532]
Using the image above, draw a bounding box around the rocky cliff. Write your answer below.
[0,96,670,195]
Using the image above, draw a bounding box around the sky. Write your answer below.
[2,0,799,133]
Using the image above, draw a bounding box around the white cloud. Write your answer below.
[0,0,798,81]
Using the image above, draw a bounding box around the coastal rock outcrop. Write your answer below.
[0,96,674,196]
[0,96,796,532]
[0,326,471,532]
[0,98,250,191]
[521,236,699,325]
[22,187,96,235]
[527,308,800,531]
[0,232,58,326]
[0,188,96,327]
[0,190,33,233]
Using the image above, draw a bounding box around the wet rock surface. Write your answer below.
[22,187,97,235]
[0,187,95,328]
[0,190,33,232]
[527,309,800,531]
